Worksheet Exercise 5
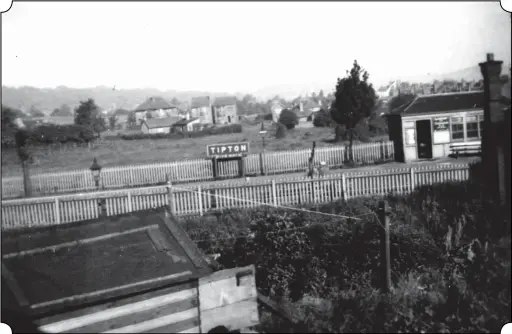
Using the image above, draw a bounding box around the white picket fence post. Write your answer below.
[198,185,203,216]
[54,197,60,225]
[410,168,416,193]
[271,180,277,207]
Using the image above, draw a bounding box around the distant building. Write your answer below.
[212,96,238,124]
[376,81,400,100]
[172,114,201,132]
[190,96,213,124]
[141,117,180,134]
[134,97,178,123]
[270,101,286,123]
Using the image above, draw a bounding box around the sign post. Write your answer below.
[206,142,250,180]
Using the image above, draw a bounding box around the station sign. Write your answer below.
[206,142,250,159]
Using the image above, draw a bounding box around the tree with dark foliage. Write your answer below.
[74,99,106,136]
[331,60,377,161]
[313,108,333,127]
[278,109,299,129]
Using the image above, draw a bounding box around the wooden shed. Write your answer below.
[1,208,259,333]
[386,91,486,162]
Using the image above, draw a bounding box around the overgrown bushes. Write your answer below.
[1,124,96,148]
[180,181,511,333]
[120,124,243,140]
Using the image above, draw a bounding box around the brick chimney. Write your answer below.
[479,53,508,206]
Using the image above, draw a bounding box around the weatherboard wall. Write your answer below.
[397,109,484,162]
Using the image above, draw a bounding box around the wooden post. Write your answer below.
[54,197,60,225]
[166,175,176,216]
[307,141,316,178]
[238,157,245,178]
[212,158,218,180]
[378,200,391,293]
[410,168,415,193]
[341,174,347,201]
[259,152,265,176]
[271,180,277,207]
[198,185,203,216]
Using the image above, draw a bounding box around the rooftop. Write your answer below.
[390,91,485,116]
[191,96,210,109]
[135,97,175,112]
[143,116,181,128]
[213,96,237,107]
[173,117,200,126]
[1,208,212,316]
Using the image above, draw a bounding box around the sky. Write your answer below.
[2,1,511,94]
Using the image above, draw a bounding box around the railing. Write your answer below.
[1,141,395,199]
[1,163,470,231]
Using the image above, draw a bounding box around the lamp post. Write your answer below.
[89,157,102,189]
[89,157,106,217]
[259,122,267,175]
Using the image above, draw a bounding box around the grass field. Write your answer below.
[1,124,388,178]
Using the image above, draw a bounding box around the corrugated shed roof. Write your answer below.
[191,96,210,109]
[213,96,237,107]
[1,208,212,316]
[391,91,484,116]
[135,97,175,112]
[143,116,181,128]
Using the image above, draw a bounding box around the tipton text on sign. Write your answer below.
[206,142,250,158]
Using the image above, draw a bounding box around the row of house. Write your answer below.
[131,96,239,134]
[269,98,323,126]
[376,79,500,102]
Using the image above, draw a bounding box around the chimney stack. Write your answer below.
[479,52,508,207]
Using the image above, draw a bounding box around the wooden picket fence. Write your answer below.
[1,141,394,199]
[1,163,470,231]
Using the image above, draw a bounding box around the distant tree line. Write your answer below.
[1,99,106,149]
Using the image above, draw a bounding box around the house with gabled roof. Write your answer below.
[190,96,213,124]
[141,116,181,134]
[134,97,178,122]
[212,96,238,124]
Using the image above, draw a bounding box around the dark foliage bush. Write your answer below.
[313,109,333,127]
[2,124,96,148]
[279,109,299,129]
[29,124,96,144]
[368,115,388,135]
[275,123,286,139]
[120,124,242,140]
[180,181,511,333]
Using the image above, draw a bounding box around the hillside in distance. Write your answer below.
[1,85,237,114]
[393,65,504,84]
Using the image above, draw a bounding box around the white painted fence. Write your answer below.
[1,163,470,231]
[1,141,394,199]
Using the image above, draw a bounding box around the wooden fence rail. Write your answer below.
[1,141,394,199]
[1,163,469,231]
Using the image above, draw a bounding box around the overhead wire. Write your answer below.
[169,183,393,243]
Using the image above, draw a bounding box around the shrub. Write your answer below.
[120,124,242,140]
[313,109,333,127]
[23,124,96,145]
[180,182,511,334]
[368,115,388,136]
[279,109,298,129]
[275,123,286,139]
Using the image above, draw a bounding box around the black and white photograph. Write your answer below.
[1,1,511,333]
